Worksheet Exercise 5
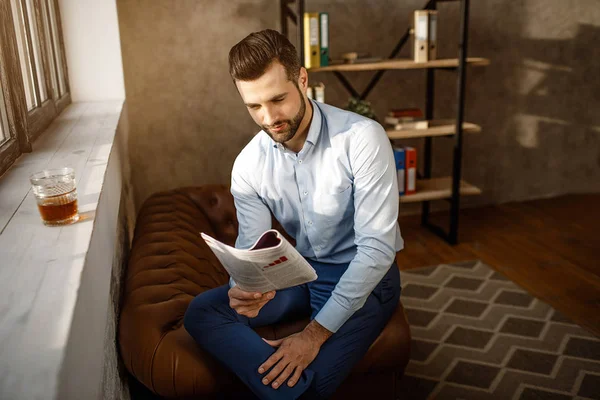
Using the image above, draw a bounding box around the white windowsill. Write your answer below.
[0,101,123,399]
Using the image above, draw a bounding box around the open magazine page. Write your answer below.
[200,230,317,293]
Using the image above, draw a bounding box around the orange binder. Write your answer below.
[405,147,417,195]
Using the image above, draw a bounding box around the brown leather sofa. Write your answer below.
[119,185,411,399]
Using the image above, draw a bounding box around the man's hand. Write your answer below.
[259,320,333,389]
[228,286,275,318]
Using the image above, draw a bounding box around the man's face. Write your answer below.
[236,62,306,144]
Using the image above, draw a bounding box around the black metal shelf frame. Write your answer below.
[280,0,472,245]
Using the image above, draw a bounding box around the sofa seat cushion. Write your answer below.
[119,185,410,398]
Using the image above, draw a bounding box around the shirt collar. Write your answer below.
[305,99,322,146]
[272,99,322,151]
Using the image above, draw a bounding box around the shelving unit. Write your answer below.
[309,57,490,72]
[386,120,481,140]
[400,177,481,203]
[280,0,488,244]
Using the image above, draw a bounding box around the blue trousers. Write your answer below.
[184,259,401,400]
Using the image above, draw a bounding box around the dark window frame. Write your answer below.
[0,0,70,177]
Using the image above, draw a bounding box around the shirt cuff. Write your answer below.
[314,297,355,333]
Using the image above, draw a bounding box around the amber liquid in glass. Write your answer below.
[37,191,78,225]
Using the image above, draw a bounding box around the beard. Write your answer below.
[262,89,306,144]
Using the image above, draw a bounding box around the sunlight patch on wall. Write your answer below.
[514,113,600,150]
[513,114,540,149]
[519,59,573,96]
[522,1,577,39]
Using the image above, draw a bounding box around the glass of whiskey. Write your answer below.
[30,167,79,226]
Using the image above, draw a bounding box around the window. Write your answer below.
[46,0,68,98]
[1,83,10,146]
[11,0,48,110]
[0,0,70,176]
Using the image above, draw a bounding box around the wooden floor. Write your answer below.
[396,193,600,337]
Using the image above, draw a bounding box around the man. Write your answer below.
[184,29,403,400]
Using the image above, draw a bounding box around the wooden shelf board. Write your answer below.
[400,177,482,203]
[387,120,481,140]
[309,57,490,72]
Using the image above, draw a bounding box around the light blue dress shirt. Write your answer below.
[230,99,403,333]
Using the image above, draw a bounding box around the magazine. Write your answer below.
[200,229,318,293]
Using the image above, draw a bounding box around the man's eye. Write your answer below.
[273,98,284,103]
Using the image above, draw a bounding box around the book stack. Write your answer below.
[384,108,429,131]
[340,52,382,64]
[393,146,417,196]
[303,12,329,68]
[306,82,325,103]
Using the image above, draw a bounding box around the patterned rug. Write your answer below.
[397,260,600,400]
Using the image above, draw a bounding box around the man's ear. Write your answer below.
[298,67,308,91]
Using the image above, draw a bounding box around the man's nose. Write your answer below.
[262,106,278,126]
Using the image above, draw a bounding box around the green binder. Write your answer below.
[319,13,329,67]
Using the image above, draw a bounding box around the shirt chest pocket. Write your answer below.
[314,184,353,220]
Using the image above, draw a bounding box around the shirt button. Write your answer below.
[315,246,321,251]
[298,159,303,164]
[307,221,313,225]
[303,191,308,196]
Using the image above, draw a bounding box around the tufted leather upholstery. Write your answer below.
[119,185,411,399]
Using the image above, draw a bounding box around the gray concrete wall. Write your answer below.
[99,105,134,400]
[116,0,600,213]
[56,105,133,400]
[117,0,277,211]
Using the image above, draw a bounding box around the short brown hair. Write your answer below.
[229,29,300,83]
